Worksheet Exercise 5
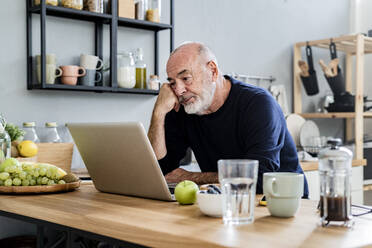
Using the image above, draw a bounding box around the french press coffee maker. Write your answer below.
[318,139,353,227]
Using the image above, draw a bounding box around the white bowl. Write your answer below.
[196,191,223,217]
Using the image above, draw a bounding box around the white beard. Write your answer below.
[183,81,216,115]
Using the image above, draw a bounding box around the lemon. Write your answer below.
[18,141,38,157]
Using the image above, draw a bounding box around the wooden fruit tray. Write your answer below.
[0,181,80,194]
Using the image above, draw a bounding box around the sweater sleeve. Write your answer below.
[158,110,189,175]
[240,92,286,193]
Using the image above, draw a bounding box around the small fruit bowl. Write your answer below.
[196,190,223,217]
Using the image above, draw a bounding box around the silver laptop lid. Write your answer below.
[67,122,174,201]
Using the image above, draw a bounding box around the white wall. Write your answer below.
[1,0,350,140]
[0,0,350,239]
[174,0,349,138]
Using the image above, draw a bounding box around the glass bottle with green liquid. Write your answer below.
[135,48,147,89]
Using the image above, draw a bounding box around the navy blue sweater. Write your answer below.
[159,76,308,197]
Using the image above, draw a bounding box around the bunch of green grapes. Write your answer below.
[0,163,66,187]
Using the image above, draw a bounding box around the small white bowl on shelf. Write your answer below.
[196,190,223,217]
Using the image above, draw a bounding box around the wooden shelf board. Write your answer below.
[301,159,366,171]
[299,112,372,119]
[295,34,372,53]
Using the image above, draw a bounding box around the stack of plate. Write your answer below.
[286,114,320,152]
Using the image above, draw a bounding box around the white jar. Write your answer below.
[117,52,136,88]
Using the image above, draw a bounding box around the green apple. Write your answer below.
[174,180,199,205]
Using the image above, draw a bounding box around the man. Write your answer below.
[148,42,308,197]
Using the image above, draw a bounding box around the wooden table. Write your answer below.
[0,183,371,248]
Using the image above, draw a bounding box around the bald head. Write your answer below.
[168,42,217,67]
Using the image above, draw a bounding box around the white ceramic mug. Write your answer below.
[37,64,62,84]
[263,172,304,218]
[80,54,103,70]
[36,54,56,65]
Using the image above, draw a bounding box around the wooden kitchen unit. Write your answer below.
[293,34,372,160]
[0,183,371,248]
[301,159,366,171]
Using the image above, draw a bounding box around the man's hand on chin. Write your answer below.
[154,83,180,116]
[165,168,193,183]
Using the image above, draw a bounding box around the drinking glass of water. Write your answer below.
[218,159,258,225]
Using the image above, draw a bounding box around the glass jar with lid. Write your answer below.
[135,0,148,20]
[43,122,62,143]
[318,138,353,227]
[148,75,160,90]
[146,0,161,22]
[117,52,136,88]
[34,0,58,6]
[23,122,40,143]
[84,0,103,13]
[61,0,83,10]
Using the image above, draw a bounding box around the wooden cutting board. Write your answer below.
[36,143,74,173]
[0,181,80,194]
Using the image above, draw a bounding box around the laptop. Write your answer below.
[67,122,175,201]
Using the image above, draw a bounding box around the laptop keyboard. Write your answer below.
[167,183,177,194]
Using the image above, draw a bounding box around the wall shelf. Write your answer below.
[293,34,368,159]
[29,5,113,23]
[30,84,158,95]
[27,0,174,95]
[296,35,372,54]
[117,17,173,31]
[299,112,372,119]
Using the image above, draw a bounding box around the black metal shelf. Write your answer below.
[27,0,174,95]
[29,5,112,24]
[29,5,173,31]
[118,17,172,31]
[31,83,111,92]
[30,83,159,95]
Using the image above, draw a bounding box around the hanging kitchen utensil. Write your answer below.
[319,58,339,77]
[298,60,309,77]
[299,44,319,96]
[324,41,345,95]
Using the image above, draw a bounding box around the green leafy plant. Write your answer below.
[5,123,25,142]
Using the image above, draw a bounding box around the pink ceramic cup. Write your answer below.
[61,76,79,85]
[60,65,86,86]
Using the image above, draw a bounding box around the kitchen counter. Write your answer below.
[0,182,371,248]
[301,159,366,171]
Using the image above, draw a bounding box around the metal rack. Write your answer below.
[228,72,276,86]
[26,0,174,95]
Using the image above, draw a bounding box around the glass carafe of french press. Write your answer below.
[318,138,353,227]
